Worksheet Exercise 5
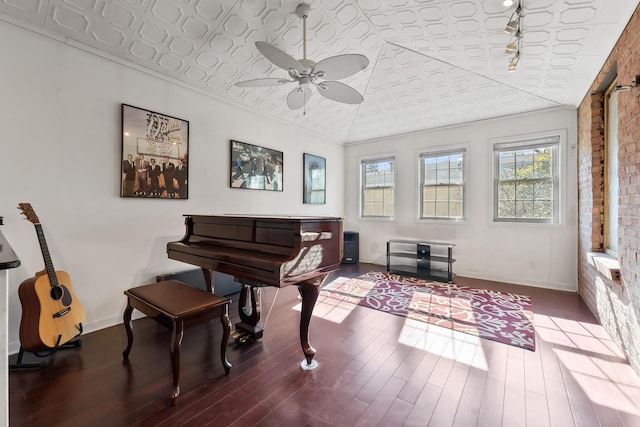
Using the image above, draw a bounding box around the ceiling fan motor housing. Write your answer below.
[299,59,316,73]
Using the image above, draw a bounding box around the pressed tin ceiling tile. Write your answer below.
[1,0,636,142]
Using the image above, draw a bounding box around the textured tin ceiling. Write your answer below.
[1,0,637,142]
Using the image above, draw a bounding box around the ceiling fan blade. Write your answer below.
[313,54,369,80]
[317,81,364,104]
[235,78,291,87]
[286,86,312,110]
[256,41,304,73]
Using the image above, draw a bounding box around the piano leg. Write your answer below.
[297,277,322,370]
[170,319,184,405]
[229,275,323,371]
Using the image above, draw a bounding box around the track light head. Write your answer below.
[504,19,519,34]
[506,30,522,53]
[503,0,514,6]
[508,52,520,72]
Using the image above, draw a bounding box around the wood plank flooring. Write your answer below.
[9,263,640,426]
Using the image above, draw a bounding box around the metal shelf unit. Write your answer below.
[386,239,455,282]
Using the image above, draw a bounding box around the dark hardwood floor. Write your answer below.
[9,263,640,426]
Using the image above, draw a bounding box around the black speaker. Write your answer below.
[342,231,359,264]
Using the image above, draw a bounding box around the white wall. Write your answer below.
[0,22,344,354]
[344,108,578,292]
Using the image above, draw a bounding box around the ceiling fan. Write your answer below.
[235,3,369,111]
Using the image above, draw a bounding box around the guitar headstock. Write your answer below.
[18,203,40,225]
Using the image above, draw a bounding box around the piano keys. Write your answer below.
[167,215,343,369]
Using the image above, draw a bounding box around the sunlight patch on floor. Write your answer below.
[294,276,373,323]
[303,275,491,369]
[536,313,640,416]
[309,294,359,323]
[398,318,489,370]
[290,295,360,324]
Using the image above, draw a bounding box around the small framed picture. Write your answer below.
[230,140,283,191]
[121,104,189,199]
[303,153,326,204]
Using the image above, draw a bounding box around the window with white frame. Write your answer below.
[361,157,395,218]
[420,149,466,220]
[494,135,560,223]
[605,83,619,254]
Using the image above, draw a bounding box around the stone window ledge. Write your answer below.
[587,252,621,283]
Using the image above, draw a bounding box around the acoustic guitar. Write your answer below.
[17,203,86,353]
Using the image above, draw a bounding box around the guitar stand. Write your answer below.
[10,325,84,370]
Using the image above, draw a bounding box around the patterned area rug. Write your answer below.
[321,271,535,351]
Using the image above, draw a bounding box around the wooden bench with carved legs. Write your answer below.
[122,280,231,404]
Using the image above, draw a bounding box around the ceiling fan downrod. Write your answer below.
[296,3,310,61]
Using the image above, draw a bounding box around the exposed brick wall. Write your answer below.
[577,3,640,374]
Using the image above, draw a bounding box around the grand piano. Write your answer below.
[167,215,343,369]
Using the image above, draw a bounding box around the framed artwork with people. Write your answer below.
[120,104,189,199]
[230,140,283,191]
[303,153,326,204]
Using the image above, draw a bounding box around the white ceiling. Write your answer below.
[1,0,637,143]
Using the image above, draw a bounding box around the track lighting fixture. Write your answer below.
[503,0,514,6]
[504,1,523,72]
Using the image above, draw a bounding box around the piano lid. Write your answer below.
[167,214,343,287]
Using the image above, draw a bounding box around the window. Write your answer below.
[605,83,619,254]
[361,157,394,218]
[494,135,560,223]
[420,149,465,220]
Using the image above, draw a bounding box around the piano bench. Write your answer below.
[122,279,232,404]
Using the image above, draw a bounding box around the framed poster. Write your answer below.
[121,104,189,199]
[303,153,326,204]
[230,140,283,191]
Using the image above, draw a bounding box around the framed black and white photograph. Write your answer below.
[121,104,189,199]
[230,139,283,191]
[303,153,326,204]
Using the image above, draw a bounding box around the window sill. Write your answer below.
[587,252,621,283]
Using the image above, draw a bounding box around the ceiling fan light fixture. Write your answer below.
[299,77,311,89]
